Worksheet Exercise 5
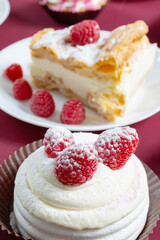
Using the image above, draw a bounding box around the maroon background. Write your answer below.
[0,0,160,239]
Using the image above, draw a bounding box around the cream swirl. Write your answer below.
[39,0,107,13]
[14,133,148,230]
[13,193,149,240]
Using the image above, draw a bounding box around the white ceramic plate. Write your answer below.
[0,0,10,25]
[0,38,160,131]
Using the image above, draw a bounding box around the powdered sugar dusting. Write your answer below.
[95,126,139,169]
[100,126,137,143]
[32,29,111,66]
[57,143,98,161]
[73,132,98,144]
[55,143,98,185]
[44,127,75,158]
[45,126,73,141]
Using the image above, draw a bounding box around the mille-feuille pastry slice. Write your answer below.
[30,20,157,121]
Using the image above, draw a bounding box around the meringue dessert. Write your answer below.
[39,0,108,24]
[13,126,149,240]
[30,20,156,121]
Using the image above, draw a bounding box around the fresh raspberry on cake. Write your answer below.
[5,63,23,81]
[44,127,75,158]
[70,20,100,45]
[13,78,32,100]
[95,126,139,170]
[60,98,85,124]
[55,144,98,185]
[30,89,55,117]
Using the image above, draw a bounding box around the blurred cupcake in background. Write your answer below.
[39,0,109,24]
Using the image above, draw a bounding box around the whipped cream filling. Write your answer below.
[31,43,156,102]
[118,43,157,100]
[31,58,113,102]
[14,133,148,230]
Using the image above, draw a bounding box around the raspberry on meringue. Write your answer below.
[12,127,149,240]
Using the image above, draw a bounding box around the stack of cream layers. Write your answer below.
[14,132,149,240]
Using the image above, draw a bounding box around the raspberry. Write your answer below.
[44,127,75,158]
[13,78,32,100]
[70,20,100,46]
[5,64,23,82]
[30,89,55,117]
[95,127,139,170]
[55,144,98,185]
[60,98,85,124]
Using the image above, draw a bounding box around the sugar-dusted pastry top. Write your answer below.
[39,0,107,13]
[30,21,150,79]
[14,131,148,230]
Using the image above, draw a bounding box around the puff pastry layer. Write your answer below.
[30,21,156,121]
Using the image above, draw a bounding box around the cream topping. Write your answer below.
[40,0,107,12]
[13,192,149,240]
[14,133,148,230]
[26,146,136,209]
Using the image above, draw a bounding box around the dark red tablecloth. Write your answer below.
[0,0,160,239]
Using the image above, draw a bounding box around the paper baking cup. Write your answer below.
[0,140,160,240]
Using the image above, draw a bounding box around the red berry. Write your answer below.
[70,20,100,46]
[13,78,32,100]
[30,89,55,117]
[60,98,85,124]
[95,127,139,170]
[44,127,75,158]
[55,144,98,185]
[5,64,23,81]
